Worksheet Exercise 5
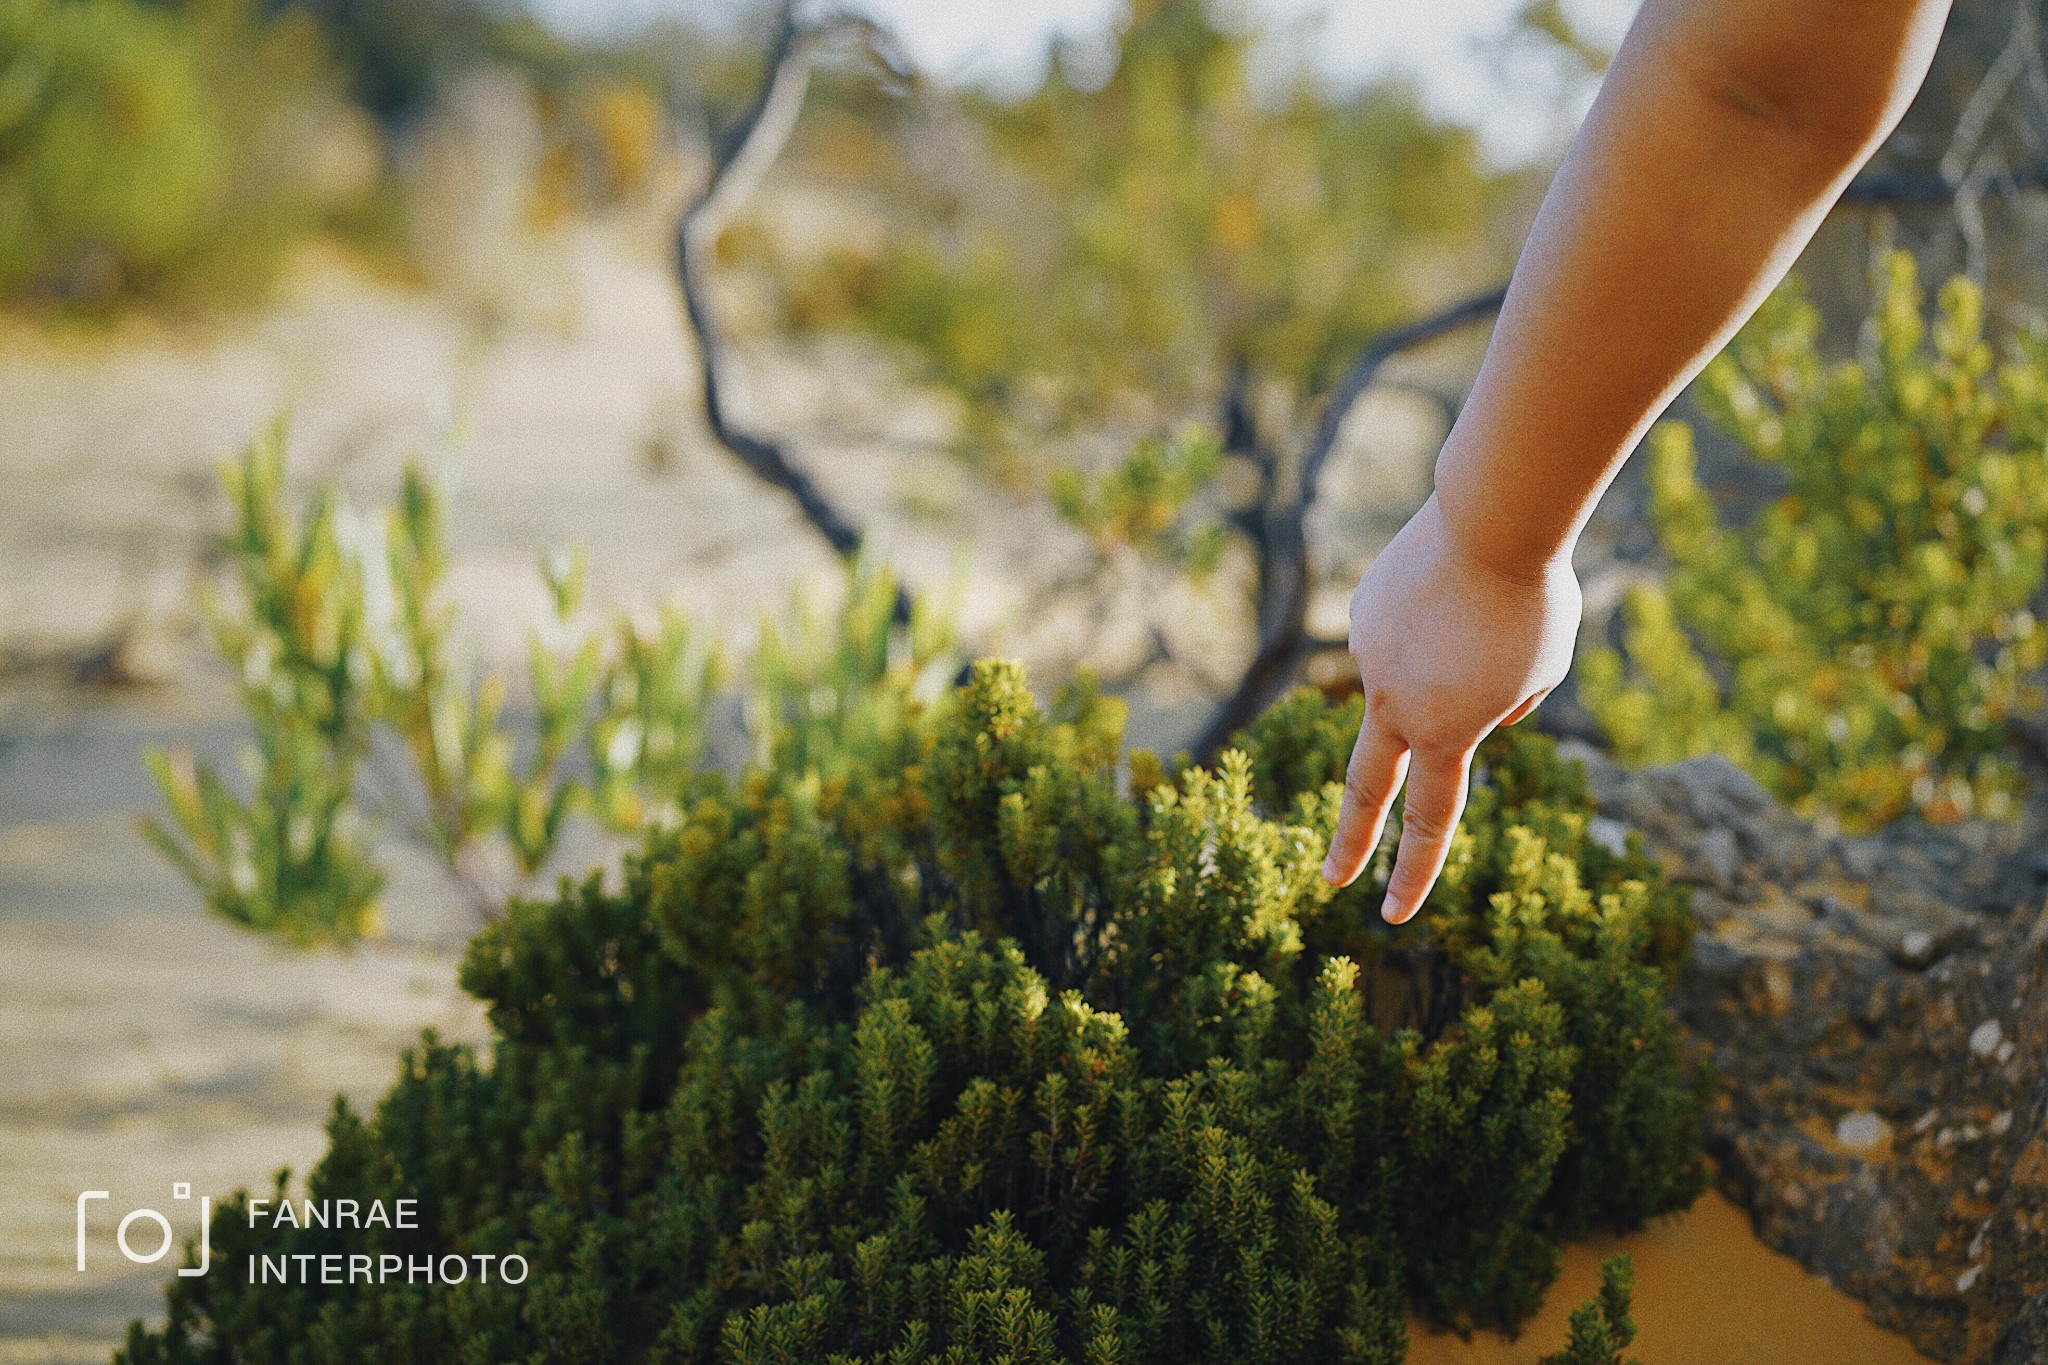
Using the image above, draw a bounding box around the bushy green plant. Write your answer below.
[1579,252,2048,830]
[1046,427,1227,575]
[148,426,966,940]
[0,0,366,312]
[146,428,735,937]
[1541,1255,1639,1365]
[123,662,1701,1362]
[143,422,383,942]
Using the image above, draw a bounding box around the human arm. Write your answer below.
[1323,0,1953,920]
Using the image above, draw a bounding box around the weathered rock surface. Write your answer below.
[1570,745,2048,1364]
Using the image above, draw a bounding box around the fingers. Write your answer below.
[1380,747,1473,925]
[1322,711,1408,888]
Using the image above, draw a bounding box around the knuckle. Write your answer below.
[1406,734,1466,766]
[1344,766,1387,806]
[1398,804,1453,843]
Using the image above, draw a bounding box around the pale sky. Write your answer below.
[525,0,1644,166]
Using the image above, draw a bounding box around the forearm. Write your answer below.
[1433,0,1950,579]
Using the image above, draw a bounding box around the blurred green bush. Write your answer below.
[1580,253,2048,831]
[759,0,1511,469]
[0,0,378,312]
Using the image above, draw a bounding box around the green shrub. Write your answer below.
[144,427,739,938]
[1541,1255,1639,1365]
[1579,253,2048,831]
[767,0,1506,466]
[143,422,384,941]
[122,660,1702,1362]
[149,426,964,941]
[0,0,365,312]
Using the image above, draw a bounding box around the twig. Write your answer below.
[1193,286,1509,762]
[1843,8,2048,220]
[1839,162,2048,204]
[674,4,916,621]
[0,625,149,691]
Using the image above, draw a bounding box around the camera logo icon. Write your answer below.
[77,1183,210,1277]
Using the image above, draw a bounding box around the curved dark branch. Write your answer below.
[1299,286,1510,501]
[1839,162,2048,204]
[676,6,915,621]
[1193,286,1508,763]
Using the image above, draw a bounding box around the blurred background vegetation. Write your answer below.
[0,0,685,313]
[0,0,1562,325]
[8,0,2048,915]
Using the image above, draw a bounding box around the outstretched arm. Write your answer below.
[1323,0,1952,919]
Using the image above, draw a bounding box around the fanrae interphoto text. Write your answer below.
[6,1,2048,1364]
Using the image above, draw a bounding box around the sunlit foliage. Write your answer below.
[768,0,1507,470]
[143,423,384,942]
[1541,1255,1640,1365]
[1580,254,2048,830]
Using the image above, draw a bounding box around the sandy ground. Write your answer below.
[0,227,1933,1361]
[0,688,489,1360]
[1410,1189,1935,1365]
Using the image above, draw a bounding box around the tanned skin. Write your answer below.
[1323,0,1953,921]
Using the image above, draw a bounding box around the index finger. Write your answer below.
[1322,708,1408,888]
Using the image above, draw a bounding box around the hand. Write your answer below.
[1321,495,1583,922]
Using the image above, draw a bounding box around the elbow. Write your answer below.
[1686,0,1950,165]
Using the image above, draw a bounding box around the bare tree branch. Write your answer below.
[1193,286,1509,762]
[1838,162,2048,202]
[1851,10,2048,215]
[675,5,916,620]
[1300,288,1512,498]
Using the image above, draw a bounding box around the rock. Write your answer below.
[1762,959,1797,1017]
[1590,747,2048,1364]
[1839,836,1883,882]
[1700,826,1741,892]
[1586,815,1631,857]
[1837,1110,1893,1151]
[1974,1020,2006,1058]
[1750,883,1818,935]
[1999,1288,2048,1364]
[1801,876,1874,912]
[1852,905,1975,970]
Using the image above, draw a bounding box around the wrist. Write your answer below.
[1430,453,1578,588]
